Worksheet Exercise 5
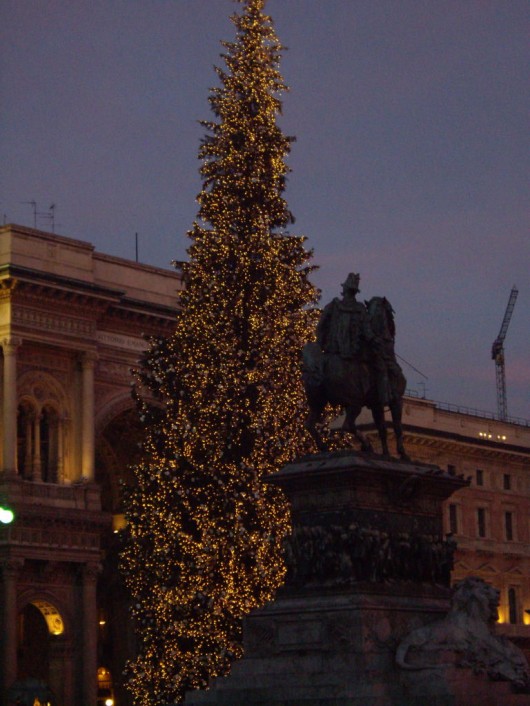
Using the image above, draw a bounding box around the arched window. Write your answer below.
[17,402,36,479]
[41,405,59,483]
[17,371,68,484]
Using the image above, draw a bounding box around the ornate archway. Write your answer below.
[14,597,69,705]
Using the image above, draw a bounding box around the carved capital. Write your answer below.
[1,558,24,579]
[80,350,98,369]
[1,336,22,356]
[80,562,101,583]
[0,278,18,299]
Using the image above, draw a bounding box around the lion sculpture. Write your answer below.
[396,576,530,692]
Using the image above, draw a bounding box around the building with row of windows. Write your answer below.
[1,224,529,704]
[361,395,530,653]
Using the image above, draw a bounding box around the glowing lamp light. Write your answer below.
[0,507,14,524]
[105,700,114,706]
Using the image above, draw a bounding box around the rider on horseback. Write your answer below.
[316,273,389,406]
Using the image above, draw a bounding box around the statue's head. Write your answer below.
[342,273,360,295]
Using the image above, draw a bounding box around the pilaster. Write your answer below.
[80,351,97,480]
[1,337,22,475]
[81,561,100,706]
[1,559,24,697]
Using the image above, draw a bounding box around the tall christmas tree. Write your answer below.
[121,1,318,704]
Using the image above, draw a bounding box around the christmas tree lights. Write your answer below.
[121,1,318,704]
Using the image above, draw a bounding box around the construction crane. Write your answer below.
[491,285,518,421]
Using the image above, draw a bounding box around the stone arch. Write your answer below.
[16,587,71,639]
[18,370,69,418]
[30,598,65,636]
[95,393,143,514]
[95,391,136,438]
[15,590,72,704]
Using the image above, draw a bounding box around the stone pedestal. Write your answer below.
[185,453,528,705]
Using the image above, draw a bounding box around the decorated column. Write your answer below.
[81,562,99,706]
[80,351,97,481]
[1,559,23,697]
[1,337,21,475]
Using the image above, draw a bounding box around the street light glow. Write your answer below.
[0,507,14,524]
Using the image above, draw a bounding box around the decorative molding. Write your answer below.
[19,349,71,373]
[18,370,69,415]
[97,360,133,383]
[12,306,94,337]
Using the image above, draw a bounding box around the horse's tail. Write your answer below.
[302,342,324,388]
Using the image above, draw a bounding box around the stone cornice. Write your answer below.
[0,263,123,303]
[362,425,530,463]
[402,426,530,462]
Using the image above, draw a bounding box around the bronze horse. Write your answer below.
[303,296,408,459]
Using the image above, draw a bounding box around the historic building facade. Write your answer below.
[361,396,530,654]
[2,223,529,703]
[0,224,182,706]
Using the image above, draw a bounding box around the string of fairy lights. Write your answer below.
[121,2,319,704]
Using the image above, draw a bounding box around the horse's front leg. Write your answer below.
[390,400,409,461]
[372,404,390,457]
[343,405,374,454]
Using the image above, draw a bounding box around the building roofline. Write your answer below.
[405,392,530,428]
[0,223,94,251]
[1,223,183,277]
[0,263,123,300]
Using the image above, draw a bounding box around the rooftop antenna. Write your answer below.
[21,200,38,228]
[491,285,518,421]
[135,232,139,262]
[49,204,56,232]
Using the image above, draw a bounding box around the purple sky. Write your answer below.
[1,0,529,419]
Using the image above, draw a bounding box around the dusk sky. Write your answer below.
[1,0,528,419]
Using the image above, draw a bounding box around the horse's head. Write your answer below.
[366,296,395,338]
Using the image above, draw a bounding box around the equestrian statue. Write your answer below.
[303,273,408,459]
